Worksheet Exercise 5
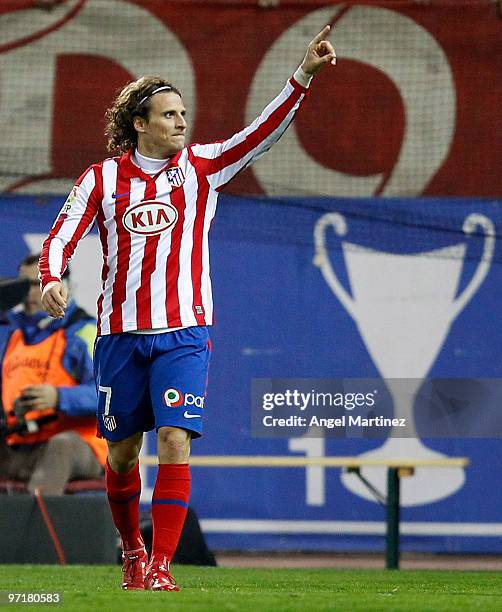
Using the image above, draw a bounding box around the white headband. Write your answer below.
[137,86,173,108]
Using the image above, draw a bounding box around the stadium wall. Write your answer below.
[1,193,501,554]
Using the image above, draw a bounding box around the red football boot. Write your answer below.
[121,548,148,590]
[144,555,180,592]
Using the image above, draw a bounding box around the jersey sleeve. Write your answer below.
[190,75,309,191]
[38,164,103,289]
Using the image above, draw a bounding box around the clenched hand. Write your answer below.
[41,281,68,319]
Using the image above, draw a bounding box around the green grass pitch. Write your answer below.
[1,565,502,611]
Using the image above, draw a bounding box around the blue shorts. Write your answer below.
[93,326,211,442]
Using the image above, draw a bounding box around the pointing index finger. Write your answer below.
[312,24,331,44]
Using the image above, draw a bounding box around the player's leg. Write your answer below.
[106,431,144,551]
[106,431,149,589]
[145,426,191,591]
[94,333,155,590]
[145,326,211,591]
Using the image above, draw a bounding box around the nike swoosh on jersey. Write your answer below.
[183,411,201,419]
[111,191,129,199]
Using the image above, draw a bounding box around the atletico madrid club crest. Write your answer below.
[103,415,117,431]
[166,166,185,188]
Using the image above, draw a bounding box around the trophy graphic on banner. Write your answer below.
[314,212,495,506]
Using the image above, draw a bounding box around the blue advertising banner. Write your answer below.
[1,194,501,553]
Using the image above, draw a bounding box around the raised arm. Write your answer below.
[39,165,103,318]
[190,25,336,191]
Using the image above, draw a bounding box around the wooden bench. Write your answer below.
[142,455,470,569]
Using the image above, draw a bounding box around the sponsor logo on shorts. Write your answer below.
[164,388,185,407]
[164,387,205,409]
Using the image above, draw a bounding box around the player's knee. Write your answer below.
[108,456,138,473]
[157,426,190,462]
[107,449,138,474]
[107,435,142,473]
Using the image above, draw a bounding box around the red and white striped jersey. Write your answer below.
[39,76,309,335]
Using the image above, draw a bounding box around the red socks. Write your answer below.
[151,463,191,562]
[105,459,144,552]
[106,460,190,561]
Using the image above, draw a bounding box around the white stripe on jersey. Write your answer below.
[97,160,119,336]
[122,178,147,328]
[200,189,218,322]
[47,241,64,286]
[149,172,172,328]
[177,154,198,327]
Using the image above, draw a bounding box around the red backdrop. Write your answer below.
[1,0,500,196]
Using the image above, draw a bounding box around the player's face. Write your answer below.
[19,263,43,315]
[135,92,187,159]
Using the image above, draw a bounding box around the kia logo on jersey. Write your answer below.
[123,200,178,236]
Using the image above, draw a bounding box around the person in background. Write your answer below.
[0,253,106,494]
